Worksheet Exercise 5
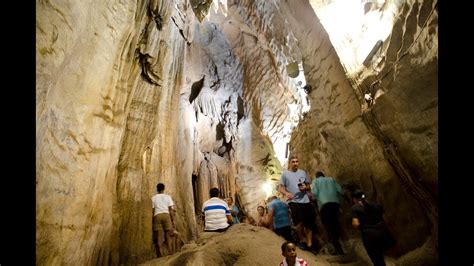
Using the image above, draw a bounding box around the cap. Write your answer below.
[352,189,366,199]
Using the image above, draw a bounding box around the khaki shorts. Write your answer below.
[153,213,172,232]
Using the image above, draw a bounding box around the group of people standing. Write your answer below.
[275,155,395,266]
[151,154,395,266]
[267,155,345,255]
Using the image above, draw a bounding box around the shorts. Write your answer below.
[288,202,316,230]
[153,213,172,232]
[274,226,293,242]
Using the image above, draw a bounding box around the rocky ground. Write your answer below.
[140,223,398,265]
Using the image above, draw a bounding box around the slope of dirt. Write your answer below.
[140,223,399,265]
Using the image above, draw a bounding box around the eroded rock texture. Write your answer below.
[290,0,437,261]
[36,0,437,264]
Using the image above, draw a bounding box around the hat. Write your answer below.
[351,189,366,199]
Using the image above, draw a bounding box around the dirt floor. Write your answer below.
[140,223,400,265]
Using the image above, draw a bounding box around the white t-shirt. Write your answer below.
[152,193,175,216]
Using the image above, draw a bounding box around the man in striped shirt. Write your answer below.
[202,187,232,232]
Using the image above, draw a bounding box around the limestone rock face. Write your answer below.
[36,0,437,264]
[37,0,190,264]
[291,0,438,258]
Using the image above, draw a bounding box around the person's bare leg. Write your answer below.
[305,227,313,248]
[165,230,174,255]
[175,235,182,253]
[172,232,177,254]
[156,230,164,257]
[296,223,305,243]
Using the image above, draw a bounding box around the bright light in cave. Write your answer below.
[309,0,400,75]
[262,181,273,198]
[274,61,311,168]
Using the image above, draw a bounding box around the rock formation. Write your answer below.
[36,0,437,264]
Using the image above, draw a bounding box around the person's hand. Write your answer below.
[286,192,294,200]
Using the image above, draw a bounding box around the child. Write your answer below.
[279,241,309,266]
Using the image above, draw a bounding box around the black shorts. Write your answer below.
[288,202,316,230]
[274,226,293,242]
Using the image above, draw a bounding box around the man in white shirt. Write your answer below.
[151,183,176,257]
[202,187,232,232]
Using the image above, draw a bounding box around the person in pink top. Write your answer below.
[279,241,309,266]
[256,205,271,228]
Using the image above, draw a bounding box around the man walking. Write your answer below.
[279,155,316,250]
[311,171,345,255]
[151,183,176,257]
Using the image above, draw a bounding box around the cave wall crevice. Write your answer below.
[36,0,437,264]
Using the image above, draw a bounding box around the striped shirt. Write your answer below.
[202,197,231,231]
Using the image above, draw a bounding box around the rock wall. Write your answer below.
[37,0,189,264]
[36,0,437,264]
[37,0,292,264]
[289,0,437,260]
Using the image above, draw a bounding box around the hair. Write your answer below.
[281,241,294,252]
[288,155,299,170]
[157,183,165,192]
[209,187,220,198]
[267,195,277,202]
[257,205,264,210]
[351,189,366,199]
[315,171,325,178]
[288,155,298,162]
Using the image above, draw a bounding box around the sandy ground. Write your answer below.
[140,223,401,265]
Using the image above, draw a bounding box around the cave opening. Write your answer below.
[192,174,200,215]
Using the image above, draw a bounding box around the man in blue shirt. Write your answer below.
[311,171,344,255]
[267,196,293,242]
[279,155,316,250]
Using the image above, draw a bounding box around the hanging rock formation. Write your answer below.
[36,0,437,265]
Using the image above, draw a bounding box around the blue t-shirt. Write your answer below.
[231,205,240,224]
[280,169,310,203]
[268,198,291,229]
